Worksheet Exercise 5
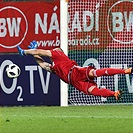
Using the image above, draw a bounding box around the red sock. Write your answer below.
[93,68,125,77]
[91,87,115,97]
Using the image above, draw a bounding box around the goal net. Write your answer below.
[68,0,133,105]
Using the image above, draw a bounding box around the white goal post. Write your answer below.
[60,0,68,106]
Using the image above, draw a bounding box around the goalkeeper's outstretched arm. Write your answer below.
[33,54,52,73]
[17,46,52,72]
[24,49,52,57]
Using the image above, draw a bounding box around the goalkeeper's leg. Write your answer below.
[92,68,132,77]
[89,86,124,100]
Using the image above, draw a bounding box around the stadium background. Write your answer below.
[0,0,133,106]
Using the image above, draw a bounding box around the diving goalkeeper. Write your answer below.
[17,41,132,100]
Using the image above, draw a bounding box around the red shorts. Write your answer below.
[70,66,97,94]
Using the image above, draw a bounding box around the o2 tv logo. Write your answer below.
[0,6,28,48]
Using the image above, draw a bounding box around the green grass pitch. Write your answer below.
[0,105,133,133]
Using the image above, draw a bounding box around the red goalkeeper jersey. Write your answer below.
[50,49,77,83]
[50,49,96,94]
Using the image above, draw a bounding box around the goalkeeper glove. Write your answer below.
[17,46,25,56]
[28,40,38,49]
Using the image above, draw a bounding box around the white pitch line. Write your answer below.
[0,114,132,119]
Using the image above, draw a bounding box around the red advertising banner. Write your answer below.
[0,1,60,53]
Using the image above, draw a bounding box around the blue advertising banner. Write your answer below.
[0,54,60,106]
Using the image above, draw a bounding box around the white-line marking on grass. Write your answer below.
[0,114,132,119]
